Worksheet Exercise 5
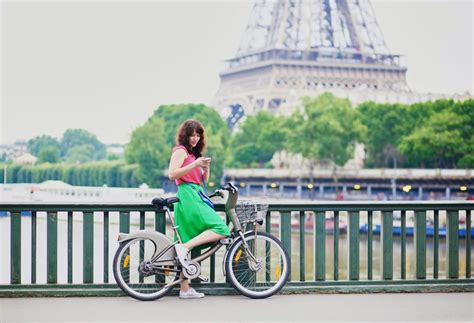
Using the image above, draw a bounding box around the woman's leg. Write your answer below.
[182,230,225,249]
[180,273,190,291]
[179,230,225,292]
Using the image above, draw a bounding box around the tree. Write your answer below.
[398,110,466,168]
[38,146,60,164]
[125,117,170,187]
[230,112,287,167]
[356,98,474,168]
[61,129,106,160]
[66,144,96,164]
[356,102,407,168]
[287,93,366,166]
[451,99,474,168]
[286,93,367,192]
[28,135,61,157]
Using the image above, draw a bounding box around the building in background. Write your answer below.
[0,141,28,161]
[213,0,471,130]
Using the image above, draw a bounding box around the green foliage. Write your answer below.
[27,129,107,163]
[107,153,121,161]
[38,146,60,164]
[230,112,287,167]
[28,135,61,156]
[61,129,106,161]
[66,144,95,163]
[125,117,170,187]
[358,98,474,168]
[399,105,471,168]
[1,161,139,187]
[287,93,367,167]
[356,102,407,167]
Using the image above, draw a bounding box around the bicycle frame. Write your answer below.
[163,183,259,269]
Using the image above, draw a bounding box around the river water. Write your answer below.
[0,211,472,284]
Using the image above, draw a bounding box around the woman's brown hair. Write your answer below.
[175,119,206,157]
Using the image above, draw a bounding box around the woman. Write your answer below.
[168,119,230,299]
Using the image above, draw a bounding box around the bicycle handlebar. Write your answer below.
[207,182,238,199]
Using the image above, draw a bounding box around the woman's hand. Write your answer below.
[194,157,211,169]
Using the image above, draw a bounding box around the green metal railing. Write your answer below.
[1,201,473,297]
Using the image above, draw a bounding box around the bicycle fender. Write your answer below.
[118,230,177,266]
[222,230,254,277]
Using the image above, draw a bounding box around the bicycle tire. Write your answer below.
[225,231,290,299]
[113,237,178,301]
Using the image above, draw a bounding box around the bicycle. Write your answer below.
[113,182,290,301]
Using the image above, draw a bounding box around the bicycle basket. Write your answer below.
[235,201,268,224]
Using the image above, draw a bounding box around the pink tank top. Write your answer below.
[172,145,202,186]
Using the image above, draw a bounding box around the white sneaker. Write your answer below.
[175,243,190,269]
[179,287,205,299]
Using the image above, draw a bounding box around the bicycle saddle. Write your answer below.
[151,196,180,209]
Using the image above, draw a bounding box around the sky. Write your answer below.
[1,0,473,145]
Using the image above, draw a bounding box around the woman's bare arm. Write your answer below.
[168,149,194,180]
[168,148,208,180]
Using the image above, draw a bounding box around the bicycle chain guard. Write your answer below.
[182,260,201,280]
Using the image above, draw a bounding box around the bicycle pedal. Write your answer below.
[197,275,208,282]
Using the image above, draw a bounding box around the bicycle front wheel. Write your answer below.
[113,237,179,301]
[225,231,290,299]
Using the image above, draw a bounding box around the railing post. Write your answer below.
[348,211,359,280]
[314,211,325,281]
[265,210,271,282]
[280,211,291,281]
[67,211,73,284]
[446,210,459,278]
[466,210,471,278]
[401,211,407,279]
[433,210,439,279]
[381,211,393,280]
[47,212,58,284]
[103,211,109,283]
[31,211,37,284]
[83,211,94,283]
[155,210,166,284]
[120,211,130,234]
[333,211,339,280]
[299,211,305,282]
[367,211,373,280]
[414,210,426,279]
[10,212,21,284]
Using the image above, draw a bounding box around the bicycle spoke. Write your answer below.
[114,237,179,300]
[228,232,289,297]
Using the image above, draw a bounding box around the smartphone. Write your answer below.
[203,157,212,161]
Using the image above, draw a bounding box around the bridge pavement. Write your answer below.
[0,293,472,322]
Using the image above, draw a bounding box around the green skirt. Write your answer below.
[174,183,230,250]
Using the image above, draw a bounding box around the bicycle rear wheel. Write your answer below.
[113,237,179,301]
[225,231,290,299]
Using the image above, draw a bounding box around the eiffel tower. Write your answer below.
[212,0,410,129]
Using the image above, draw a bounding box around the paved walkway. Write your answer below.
[0,293,472,322]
